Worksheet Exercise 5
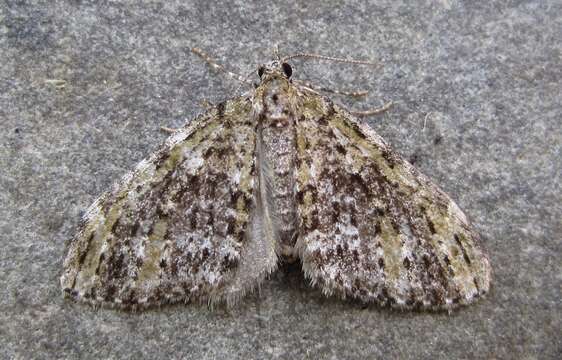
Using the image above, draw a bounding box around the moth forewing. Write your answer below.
[62,50,491,310]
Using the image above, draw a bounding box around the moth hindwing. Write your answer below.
[61,52,491,310]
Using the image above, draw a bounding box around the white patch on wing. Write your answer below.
[184,151,204,174]
[231,170,241,184]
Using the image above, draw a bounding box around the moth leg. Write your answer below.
[293,79,369,97]
[350,101,393,117]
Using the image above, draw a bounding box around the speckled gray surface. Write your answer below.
[1,1,560,359]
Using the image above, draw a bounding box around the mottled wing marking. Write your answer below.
[294,93,492,309]
[61,98,277,308]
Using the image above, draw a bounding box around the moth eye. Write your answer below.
[281,62,292,78]
[258,66,265,78]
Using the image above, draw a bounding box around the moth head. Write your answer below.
[257,60,293,80]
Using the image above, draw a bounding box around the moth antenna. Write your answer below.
[191,47,252,84]
[282,52,379,67]
[293,79,369,98]
[233,68,258,94]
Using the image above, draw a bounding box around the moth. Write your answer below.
[61,47,492,310]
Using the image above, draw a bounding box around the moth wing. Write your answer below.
[61,98,278,309]
[294,96,491,309]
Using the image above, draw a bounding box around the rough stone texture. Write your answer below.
[1,1,560,359]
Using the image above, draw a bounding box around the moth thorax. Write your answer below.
[261,80,293,127]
